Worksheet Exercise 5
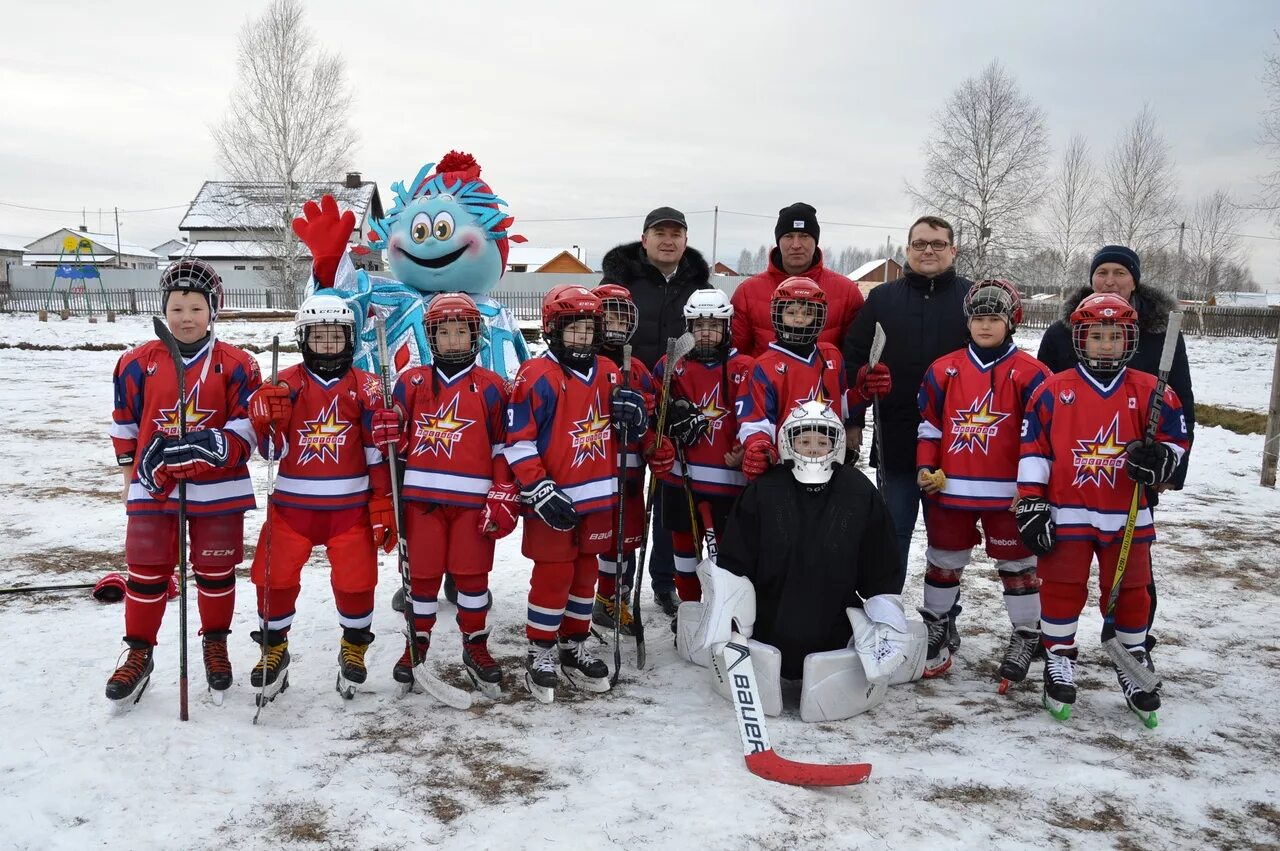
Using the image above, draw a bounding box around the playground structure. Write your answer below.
[39,235,114,323]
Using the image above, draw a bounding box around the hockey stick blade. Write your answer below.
[721,633,871,787]
[869,322,886,369]
[409,665,474,710]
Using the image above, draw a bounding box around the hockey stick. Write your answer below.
[676,444,703,562]
[868,321,887,500]
[253,336,279,724]
[609,344,632,688]
[1100,310,1183,694]
[717,632,872,787]
[0,582,97,595]
[376,320,472,710]
[153,315,190,721]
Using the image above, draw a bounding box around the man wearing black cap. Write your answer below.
[600,207,712,615]
[730,202,864,358]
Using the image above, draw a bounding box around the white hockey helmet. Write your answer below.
[778,400,846,485]
[295,293,356,377]
[684,289,733,362]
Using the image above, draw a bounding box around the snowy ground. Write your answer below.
[1,315,1278,851]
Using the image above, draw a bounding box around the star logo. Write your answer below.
[569,402,612,467]
[296,399,352,464]
[412,396,476,458]
[1071,413,1127,488]
[948,390,1010,455]
[153,386,215,437]
[362,375,383,402]
[697,386,729,445]
[794,383,831,409]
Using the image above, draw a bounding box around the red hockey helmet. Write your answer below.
[964,279,1024,330]
[542,284,603,367]
[1070,293,1139,377]
[160,258,224,319]
[426,292,483,366]
[770,276,827,346]
[593,282,637,347]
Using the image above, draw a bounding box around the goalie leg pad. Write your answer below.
[889,620,929,685]
[678,559,756,665]
[676,601,711,667]
[709,638,782,717]
[799,647,887,723]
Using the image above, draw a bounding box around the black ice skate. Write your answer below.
[394,633,473,709]
[462,629,503,699]
[525,639,560,704]
[250,629,290,705]
[592,590,635,637]
[558,636,611,694]
[997,627,1041,694]
[105,639,154,710]
[1114,647,1160,729]
[393,635,430,685]
[919,609,953,678]
[201,630,233,705]
[1042,646,1078,721]
[336,628,373,700]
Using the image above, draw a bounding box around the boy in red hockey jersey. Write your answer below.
[391,293,516,697]
[1017,293,1188,724]
[737,277,849,480]
[504,285,649,701]
[105,259,261,706]
[244,293,399,702]
[915,280,1050,686]
[590,283,661,636]
[653,289,751,603]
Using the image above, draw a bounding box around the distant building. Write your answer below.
[23,227,159,270]
[712,261,739,276]
[151,239,189,272]
[0,239,25,288]
[506,245,592,273]
[849,258,903,296]
[176,172,385,280]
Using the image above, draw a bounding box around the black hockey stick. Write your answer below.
[609,344,632,688]
[252,336,280,724]
[0,582,97,595]
[153,315,190,721]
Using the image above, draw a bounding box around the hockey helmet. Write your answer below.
[683,289,733,363]
[160,258,223,320]
[770,277,827,347]
[778,400,846,485]
[593,283,638,348]
[1070,293,1139,378]
[295,293,356,378]
[964,279,1024,333]
[425,292,483,366]
[542,284,603,368]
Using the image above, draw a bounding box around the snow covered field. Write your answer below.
[1,314,1278,850]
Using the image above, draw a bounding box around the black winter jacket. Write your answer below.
[841,266,972,473]
[1037,284,1195,489]
[599,242,712,370]
[717,463,901,680]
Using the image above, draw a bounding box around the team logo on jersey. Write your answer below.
[697,386,730,445]
[362,375,382,401]
[775,362,787,375]
[794,384,831,410]
[153,386,215,437]
[1059,390,1076,405]
[948,390,1010,455]
[1071,413,1127,488]
[295,399,353,464]
[569,403,612,467]
[945,367,958,377]
[412,396,475,458]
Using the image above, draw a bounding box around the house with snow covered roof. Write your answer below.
[176,172,385,281]
[505,244,592,273]
[23,228,159,270]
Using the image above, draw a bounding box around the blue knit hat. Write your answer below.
[1090,245,1141,285]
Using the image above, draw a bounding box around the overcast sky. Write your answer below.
[2,1,1279,286]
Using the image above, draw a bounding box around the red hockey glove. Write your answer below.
[647,437,676,476]
[249,383,291,434]
[370,408,404,453]
[291,194,356,288]
[368,494,398,553]
[478,480,521,540]
[741,434,778,480]
[853,363,892,403]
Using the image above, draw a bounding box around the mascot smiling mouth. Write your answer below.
[397,244,468,269]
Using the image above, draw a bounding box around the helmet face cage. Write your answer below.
[426,295,483,366]
[160,259,224,319]
[599,296,638,347]
[964,280,1022,334]
[771,297,827,346]
[778,402,846,485]
[686,315,731,363]
[1071,318,1138,378]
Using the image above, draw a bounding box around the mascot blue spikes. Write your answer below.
[294,151,529,378]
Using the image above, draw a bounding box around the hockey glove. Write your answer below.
[741,434,778,480]
[1014,496,1056,556]
[291,194,356,288]
[370,408,404,453]
[368,494,398,553]
[665,398,710,447]
[136,433,173,497]
[1124,439,1177,486]
[163,429,233,479]
[248,383,291,434]
[521,478,579,532]
[479,480,521,540]
[647,437,676,476]
[611,387,648,433]
[853,363,892,403]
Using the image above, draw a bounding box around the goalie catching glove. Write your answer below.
[848,595,910,684]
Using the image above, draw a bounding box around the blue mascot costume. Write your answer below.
[294,151,530,379]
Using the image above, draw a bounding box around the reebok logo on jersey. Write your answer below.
[987,537,1019,548]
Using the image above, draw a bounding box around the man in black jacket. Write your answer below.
[842,216,972,587]
[600,207,712,614]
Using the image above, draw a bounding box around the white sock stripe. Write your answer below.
[1041,621,1078,641]
[456,591,489,608]
[196,587,235,599]
[338,613,374,629]
[262,613,294,630]
[196,566,235,578]
[127,570,169,582]
[527,602,566,618]
[411,600,439,616]
[596,558,621,576]
[562,609,592,622]
[567,594,594,607]
[1115,627,1148,647]
[124,590,166,604]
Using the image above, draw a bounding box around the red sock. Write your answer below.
[123,563,175,645]
[193,564,236,633]
[256,584,301,634]
[452,573,491,637]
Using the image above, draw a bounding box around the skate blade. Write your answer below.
[1042,692,1072,721]
[408,665,473,710]
[561,665,611,694]
[1128,703,1159,729]
[524,673,556,704]
[465,667,504,700]
[998,678,1010,695]
[335,673,356,701]
[108,676,151,714]
[254,672,289,707]
[208,687,226,706]
[922,655,952,679]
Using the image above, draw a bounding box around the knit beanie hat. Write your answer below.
[775,202,820,245]
[1089,245,1141,285]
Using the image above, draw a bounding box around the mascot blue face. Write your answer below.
[369,157,515,297]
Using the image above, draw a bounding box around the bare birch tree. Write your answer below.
[1261,31,1280,222]
[1098,105,1179,254]
[1043,134,1099,291]
[906,61,1050,279]
[1184,189,1247,300]
[211,0,357,293]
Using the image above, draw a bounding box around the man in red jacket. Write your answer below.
[730,202,864,358]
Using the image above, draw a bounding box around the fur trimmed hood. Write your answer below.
[1059,284,1176,334]
[600,241,710,287]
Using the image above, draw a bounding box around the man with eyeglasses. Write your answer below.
[842,215,971,591]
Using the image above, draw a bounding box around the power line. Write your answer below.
[0,199,190,215]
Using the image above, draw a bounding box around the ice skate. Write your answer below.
[525,639,559,704]
[1114,647,1160,729]
[336,628,373,700]
[558,636,611,694]
[201,630,232,706]
[462,629,503,699]
[105,639,154,711]
[1042,646,1077,721]
[919,609,953,678]
[250,630,290,705]
[592,590,635,637]
[997,627,1040,694]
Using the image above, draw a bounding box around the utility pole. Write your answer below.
[711,206,719,274]
[1261,328,1280,487]
[114,208,123,269]
[1176,221,1186,303]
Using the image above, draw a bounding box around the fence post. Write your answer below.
[266,290,273,310]
[1262,330,1280,487]
[129,290,137,313]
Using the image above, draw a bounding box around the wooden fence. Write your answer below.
[1018,300,1280,338]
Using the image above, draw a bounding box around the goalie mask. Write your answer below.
[683,289,733,363]
[295,293,356,379]
[778,400,845,485]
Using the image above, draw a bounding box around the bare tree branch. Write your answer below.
[1098,105,1180,254]
[1260,30,1280,221]
[1042,134,1099,290]
[1183,189,1248,300]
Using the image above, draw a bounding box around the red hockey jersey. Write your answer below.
[394,363,510,508]
[737,342,849,445]
[1018,365,1188,545]
[263,365,390,511]
[504,354,622,517]
[917,344,1050,511]
[600,352,656,487]
[110,338,261,516]
[654,351,753,497]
